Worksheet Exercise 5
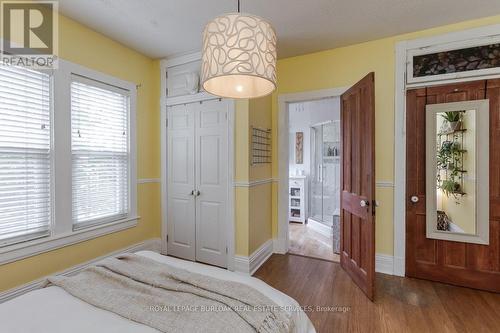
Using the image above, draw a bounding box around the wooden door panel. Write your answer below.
[405,88,437,274]
[443,242,466,268]
[342,212,351,257]
[406,79,500,292]
[470,221,498,272]
[426,81,486,103]
[489,80,500,220]
[350,216,359,265]
[474,78,500,275]
[340,72,375,300]
[415,214,437,264]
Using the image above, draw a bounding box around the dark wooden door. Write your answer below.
[406,79,500,292]
[340,72,376,300]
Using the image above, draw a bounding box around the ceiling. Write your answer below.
[57,0,500,59]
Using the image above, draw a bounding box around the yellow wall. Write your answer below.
[0,12,161,291]
[234,95,273,255]
[271,14,500,255]
[248,95,273,253]
[249,183,272,253]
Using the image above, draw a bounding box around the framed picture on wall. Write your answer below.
[295,132,303,164]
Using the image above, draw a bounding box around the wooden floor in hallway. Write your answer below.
[288,222,339,262]
[254,254,500,333]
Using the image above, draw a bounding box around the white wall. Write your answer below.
[289,97,340,177]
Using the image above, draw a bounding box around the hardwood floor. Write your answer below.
[254,254,500,333]
[289,222,339,262]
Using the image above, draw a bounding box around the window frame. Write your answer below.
[70,74,132,230]
[0,65,54,247]
[0,59,138,265]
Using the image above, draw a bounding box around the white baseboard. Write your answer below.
[393,256,405,277]
[234,239,274,275]
[0,238,161,304]
[273,238,286,254]
[375,254,394,275]
[273,238,288,254]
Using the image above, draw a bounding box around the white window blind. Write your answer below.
[71,76,130,228]
[0,65,51,245]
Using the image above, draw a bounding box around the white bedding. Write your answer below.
[0,251,315,333]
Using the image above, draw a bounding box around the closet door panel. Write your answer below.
[195,99,228,268]
[167,104,196,260]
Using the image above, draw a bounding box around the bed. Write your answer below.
[0,251,315,333]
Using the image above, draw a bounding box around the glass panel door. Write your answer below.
[322,122,340,226]
[310,125,323,222]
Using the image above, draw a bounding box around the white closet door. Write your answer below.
[194,99,228,268]
[167,104,196,260]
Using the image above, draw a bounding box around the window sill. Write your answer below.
[0,216,140,266]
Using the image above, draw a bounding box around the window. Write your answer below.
[0,59,137,264]
[0,65,51,246]
[71,77,130,228]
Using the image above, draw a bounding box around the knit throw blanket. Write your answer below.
[44,254,293,333]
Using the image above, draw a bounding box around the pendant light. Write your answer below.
[201,0,277,99]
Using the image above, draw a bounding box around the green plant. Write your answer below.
[436,141,461,170]
[436,140,464,198]
[441,111,461,123]
[440,179,461,197]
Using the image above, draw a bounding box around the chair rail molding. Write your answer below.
[233,178,277,188]
[137,178,161,184]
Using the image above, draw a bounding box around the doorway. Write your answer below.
[278,73,376,300]
[287,98,341,262]
[309,121,341,254]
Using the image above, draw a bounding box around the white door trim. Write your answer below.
[160,99,236,270]
[393,23,500,277]
[277,87,348,253]
[160,53,235,270]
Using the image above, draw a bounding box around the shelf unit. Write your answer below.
[289,176,307,224]
[437,120,467,197]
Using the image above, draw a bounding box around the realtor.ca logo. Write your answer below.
[1,1,58,69]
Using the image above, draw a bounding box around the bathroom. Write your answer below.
[288,97,340,262]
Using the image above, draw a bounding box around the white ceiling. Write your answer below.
[57,0,500,59]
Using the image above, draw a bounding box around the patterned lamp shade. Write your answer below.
[201,13,277,99]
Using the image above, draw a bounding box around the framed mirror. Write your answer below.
[425,99,489,244]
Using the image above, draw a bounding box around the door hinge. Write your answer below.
[165,118,168,127]
[166,234,168,242]
[225,246,228,254]
[225,112,227,120]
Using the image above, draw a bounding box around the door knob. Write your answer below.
[410,196,419,203]
[196,190,201,196]
[190,190,194,196]
[360,200,370,207]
